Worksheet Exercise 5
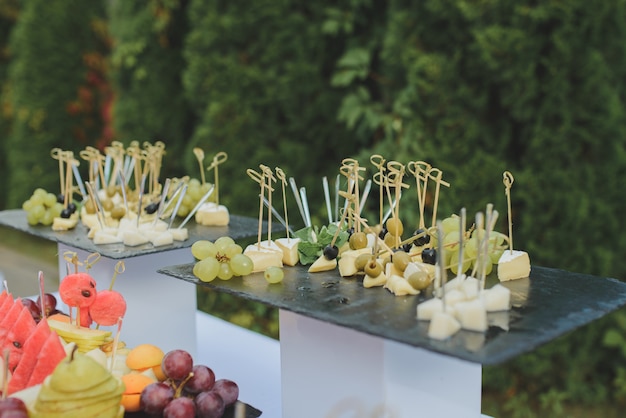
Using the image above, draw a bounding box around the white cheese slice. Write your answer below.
[384,274,419,296]
[121,230,150,247]
[195,202,230,226]
[308,255,337,273]
[92,231,123,245]
[150,231,174,247]
[51,215,79,231]
[481,284,511,312]
[170,228,188,241]
[460,276,480,300]
[442,288,466,307]
[428,311,461,340]
[497,250,531,281]
[243,248,283,273]
[363,272,387,288]
[454,299,488,332]
[337,248,372,277]
[274,238,301,266]
[416,298,443,321]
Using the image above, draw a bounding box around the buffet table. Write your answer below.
[4,208,626,417]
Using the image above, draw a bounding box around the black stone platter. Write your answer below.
[126,401,261,417]
[0,209,274,260]
[159,262,626,365]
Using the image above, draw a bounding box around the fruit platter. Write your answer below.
[0,265,262,417]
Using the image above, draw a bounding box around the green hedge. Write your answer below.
[3,0,108,208]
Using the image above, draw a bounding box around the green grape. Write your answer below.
[188,178,202,188]
[177,204,190,217]
[33,188,47,198]
[191,240,218,260]
[187,185,202,201]
[230,254,253,276]
[30,204,46,222]
[443,231,461,252]
[51,202,64,218]
[472,258,493,276]
[450,255,471,275]
[182,194,194,207]
[26,210,39,226]
[44,192,57,208]
[224,243,243,258]
[200,182,216,202]
[30,194,44,207]
[193,257,221,282]
[217,262,234,280]
[214,236,235,252]
[441,215,459,235]
[22,199,34,211]
[264,266,284,284]
[464,237,479,260]
[41,210,54,226]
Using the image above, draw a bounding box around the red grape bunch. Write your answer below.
[140,349,239,418]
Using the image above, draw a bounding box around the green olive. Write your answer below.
[354,253,371,271]
[349,231,368,250]
[407,271,431,290]
[84,199,96,214]
[392,251,411,272]
[111,206,126,220]
[364,260,383,278]
[386,217,404,237]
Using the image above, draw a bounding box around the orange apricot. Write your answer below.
[47,313,70,323]
[126,343,164,371]
[121,373,155,412]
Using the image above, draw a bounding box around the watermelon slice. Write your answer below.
[2,306,37,372]
[6,319,52,394]
[26,331,67,387]
[0,290,10,311]
[0,297,22,347]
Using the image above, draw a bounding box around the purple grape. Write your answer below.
[185,364,216,394]
[0,398,29,417]
[21,298,41,322]
[162,349,194,381]
[36,293,58,317]
[211,379,239,406]
[163,396,196,418]
[195,391,225,418]
[140,382,175,416]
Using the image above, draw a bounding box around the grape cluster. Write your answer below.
[140,349,239,418]
[192,237,254,282]
[21,293,63,323]
[430,214,508,275]
[0,397,28,417]
[170,178,215,218]
[22,188,65,226]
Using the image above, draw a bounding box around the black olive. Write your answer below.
[421,248,437,265]
[145,202,159,214]
[67,202,77,213]
[323,244,339,260]
[378,226,388,240]
[413,228,431,247]
[56,193,65,204]
[60,208,72,219]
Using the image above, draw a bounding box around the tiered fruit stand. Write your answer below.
[3,208,626,417]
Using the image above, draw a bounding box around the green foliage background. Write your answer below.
[1,0,626,416]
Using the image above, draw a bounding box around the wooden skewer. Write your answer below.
[428,168,450,228]
[207,152,227,206]
[503,171,515,254]
[247,168,266,248]
[193,148,206,185]
[370,154,386,228]
[276,168,292,239]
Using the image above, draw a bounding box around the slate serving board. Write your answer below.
[126,400,261,417]
[159,262,626,365]
[0,209,274,260]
